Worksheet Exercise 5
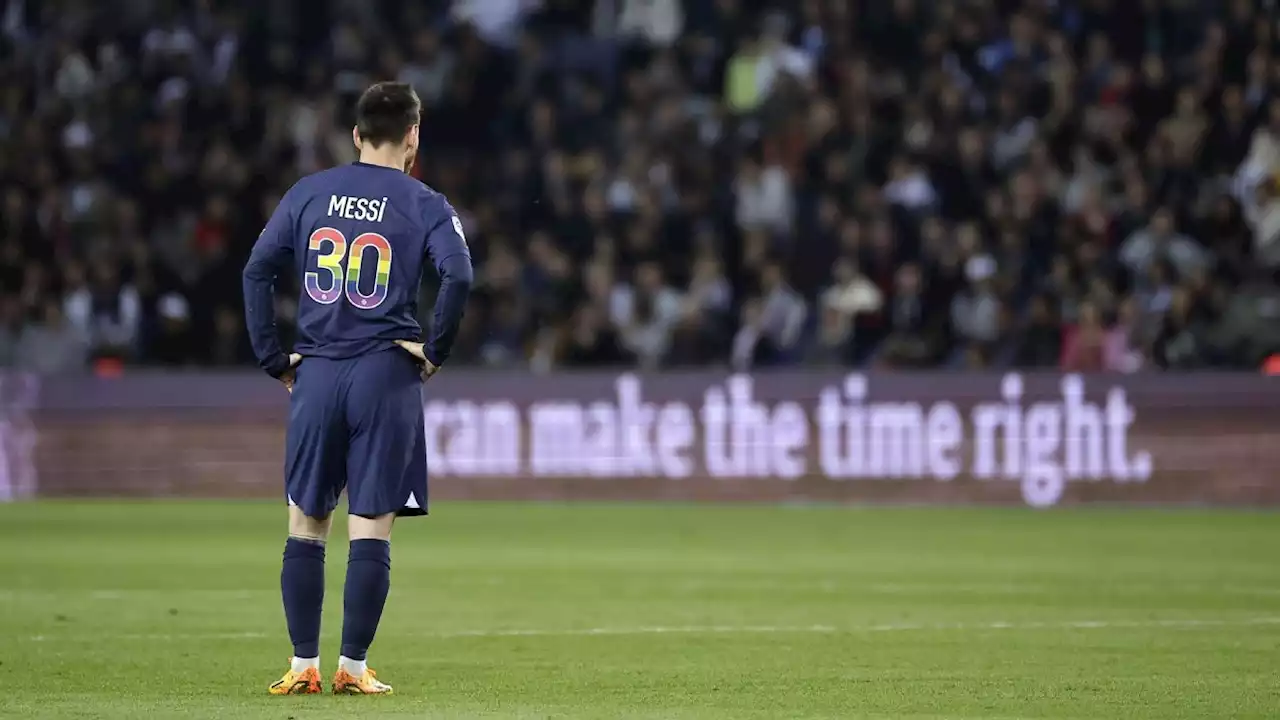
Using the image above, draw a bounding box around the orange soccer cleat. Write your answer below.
[268,661,324,695]
[332,666,393,695]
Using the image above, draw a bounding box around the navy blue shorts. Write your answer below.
[284,348,427,519]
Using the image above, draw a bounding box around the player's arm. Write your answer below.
[422,209,474,367]
[397,205,474,373]
[242,194,298,379]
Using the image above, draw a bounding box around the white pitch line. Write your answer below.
[3,582,1279,601]
[434,624,840,638]
[23,617,1280,643]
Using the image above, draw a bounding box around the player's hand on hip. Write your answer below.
[280,353,303,394]
[393,340,439,381]
[420,360,439,381]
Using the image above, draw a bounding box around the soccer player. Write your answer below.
[242,81,473,695]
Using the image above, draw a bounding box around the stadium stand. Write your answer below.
[0,0,1278,372]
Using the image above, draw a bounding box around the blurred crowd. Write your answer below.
[1,0,1280,374]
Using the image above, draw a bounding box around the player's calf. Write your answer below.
[278,507,332,687]
[335,512,396,694]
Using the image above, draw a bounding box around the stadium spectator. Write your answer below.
[2,0,1279,375]
[666,251,732,366]
[811,257,882,366]
[1247,176,1280,268]
[731,261,807,369]
[616,0,684,47]
[1010,293,1062,369]
[879,262,947,369]
[0,294,19,366]
[1120,207,1213,281]
[12,300,88,374]
[950,255,1005,360]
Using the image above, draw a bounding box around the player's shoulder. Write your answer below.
[414,180,458,225]
[395,174,445,205]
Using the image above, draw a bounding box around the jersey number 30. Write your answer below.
[304,227,392,309]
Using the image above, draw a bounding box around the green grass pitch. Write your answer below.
[0,501,1278,719]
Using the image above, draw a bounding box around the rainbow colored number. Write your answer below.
[303,227,393,309]
[303,227,346,305]
[346,233,393,309]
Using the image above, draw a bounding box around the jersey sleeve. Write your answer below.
[422,197,474,366]
[242,189,297,378]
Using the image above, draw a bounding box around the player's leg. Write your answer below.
[333,511,397,694]
[332,349,425,695]
[276,506,331,690]
[271,359,347,696]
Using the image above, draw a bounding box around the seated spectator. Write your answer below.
[560,306,632,368]
[1151,288,1212,369]
[950,255,1005,359]
[149,293,194,367]
[1061,301,1141,374]
[1120,207,1213,283]
[0,296,20,367]
[883,155,937,213]
[811,258,882,365]
[1011,294,1063,369]
[734,154,793,236]
[610,261,683,369]
[1245,177,1280,271]
[616,0,684,48]
[731,262,806,369]
[63,265,141,362]
[14,302,88,375]
[668,254,733,367]
[879,263,946,369]
[478,294,529,368]
[1112,298,1144,373]
[523,232,578,327]
[210,306,254,367]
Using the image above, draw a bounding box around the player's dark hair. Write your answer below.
[355,82,421,148]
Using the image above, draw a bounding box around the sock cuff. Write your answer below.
[285,537,327,559]
[348,538,391,565]
[339,646,369,662]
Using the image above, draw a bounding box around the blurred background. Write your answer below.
[2,0,1280,376]
[1,7,1278,715]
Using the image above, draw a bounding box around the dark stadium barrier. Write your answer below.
[1,371,1277,507]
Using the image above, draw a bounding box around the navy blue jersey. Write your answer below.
[243,162,473,377]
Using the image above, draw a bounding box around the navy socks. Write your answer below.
[340,539,391,661]
[281,537,326,658]
[282,536,391,662]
